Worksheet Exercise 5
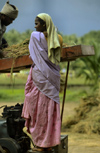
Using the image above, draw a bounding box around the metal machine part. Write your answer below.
[0,104,68,153]
[0,103,31,153]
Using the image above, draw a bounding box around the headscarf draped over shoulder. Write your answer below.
[1,1,18,20]
[37,13,61,65]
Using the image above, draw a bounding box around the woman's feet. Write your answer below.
[27,148,44,153]
[32,148,44,152]
[28,146,52,152]
[27,146,52,153]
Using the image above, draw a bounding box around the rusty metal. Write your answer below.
[53,135,68,153]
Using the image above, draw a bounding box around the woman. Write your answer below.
[22,13,63,152]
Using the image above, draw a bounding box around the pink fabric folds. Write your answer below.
[22,68,61,147]
[22,31,61,148]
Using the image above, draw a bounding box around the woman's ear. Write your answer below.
[42,24,46,32]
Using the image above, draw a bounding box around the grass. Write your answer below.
[60,87,88,103]
[0,88,25,102]
[0,73,27,85]
[0,73,91,102]
[68,76,86,85]
[0,86,89,103]
[0,72,88,86]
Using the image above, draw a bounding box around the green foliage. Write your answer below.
[3,29,100,91]
[60,30,100,91]
[81,30,100,45]
[62,34,81,46]
[71,42,100,90]
[3,29,100,47]
[60,87,88,103]
[3,29,32,46]
[0,73,27,85]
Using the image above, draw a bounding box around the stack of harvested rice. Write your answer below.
[2,39,30,59]
[2,40,68,59]
[1,39,65,70]
[63,94,100,134]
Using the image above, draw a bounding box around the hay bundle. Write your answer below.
[75,96,99,119]
[63,94,100,134]
[2,40,68,59]
[2,39,30,58]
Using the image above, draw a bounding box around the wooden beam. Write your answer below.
[61,45,95,61]
[0,55,32,72]
[0,45,95,73]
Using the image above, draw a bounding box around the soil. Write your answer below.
[0,101,100,153]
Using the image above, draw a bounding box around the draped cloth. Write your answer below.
[29,31,60,103]
[22,31,61,147]
[37,13,61,65]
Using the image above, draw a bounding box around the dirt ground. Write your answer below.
[0,101,100,153]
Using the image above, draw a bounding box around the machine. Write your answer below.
[0,103,31,153]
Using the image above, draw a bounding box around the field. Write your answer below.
[61,102,100,153]
[0,73,100,153]
[0,72,90,102]
[0,101,100,153]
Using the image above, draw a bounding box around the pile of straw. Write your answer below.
[63,94,100,134]
[2,40,68,59]
[2,39,30,59]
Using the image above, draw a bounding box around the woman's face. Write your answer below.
[35,17,46,32]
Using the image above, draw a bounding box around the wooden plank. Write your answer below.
[0,45,95,73]
[0,55,32,72]
[61,45,95,61]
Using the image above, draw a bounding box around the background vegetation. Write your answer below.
[0,29,100,103]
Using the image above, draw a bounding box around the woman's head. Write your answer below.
[35,13,52,31]
[34,13,61,65]
[35,16,46,32]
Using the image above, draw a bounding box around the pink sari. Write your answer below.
[22,32,61,148]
